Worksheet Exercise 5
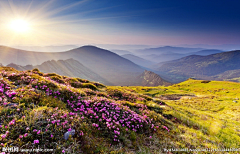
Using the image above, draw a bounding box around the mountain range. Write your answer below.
[134,46,204,55]
[8,59,171,87]
[157,50,240,82]
[0,45,145,85]
[7,59,112,85]
[1,45,240,85]
[137,48,224,63]
[0,46,171,86]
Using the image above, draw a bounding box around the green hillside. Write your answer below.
[127,79,240,152]
[0,67,239,153]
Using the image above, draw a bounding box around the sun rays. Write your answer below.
[0,0,94,45]
[0,0,135,46]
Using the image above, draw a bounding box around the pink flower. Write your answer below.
[51,134,53,138]
[19,135,23,138]
[24,133,28,137]
[62,150,65,153]
[149,136,152,138]
[1,134,6,139]
[68,128,71,131]
[79,131,84,136]
[9,120,15,125]
[33,140,39,144]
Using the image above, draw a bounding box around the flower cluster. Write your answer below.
[0,69,164,153]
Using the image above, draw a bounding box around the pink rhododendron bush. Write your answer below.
[0,67,175,153]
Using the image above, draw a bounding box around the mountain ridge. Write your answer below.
[0,45,144,85]
[135,46,204,55]
[135,70,172,86]
[7,58,112,85]
[157,50,240,80]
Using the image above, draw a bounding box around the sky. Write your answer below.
[0,0,240,48]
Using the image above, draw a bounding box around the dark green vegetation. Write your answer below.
[0,67,239,153]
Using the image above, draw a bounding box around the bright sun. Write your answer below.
[9,19,30,33]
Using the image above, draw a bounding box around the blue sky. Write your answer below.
[0,0,240,47]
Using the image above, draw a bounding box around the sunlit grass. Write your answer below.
[125,78,240,151]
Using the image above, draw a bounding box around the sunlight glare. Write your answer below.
[9,19,30,33]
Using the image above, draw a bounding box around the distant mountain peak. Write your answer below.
[136,70,172,86]
[77,45,102,50]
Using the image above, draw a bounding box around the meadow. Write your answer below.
[0,67,239,153]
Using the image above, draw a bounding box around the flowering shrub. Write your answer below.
[0,68,166,153]
[0,107,85,152]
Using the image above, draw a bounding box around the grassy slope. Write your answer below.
[127,79,240,152]
[0,67,239,153]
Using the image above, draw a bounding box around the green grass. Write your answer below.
[125,79,240,151]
